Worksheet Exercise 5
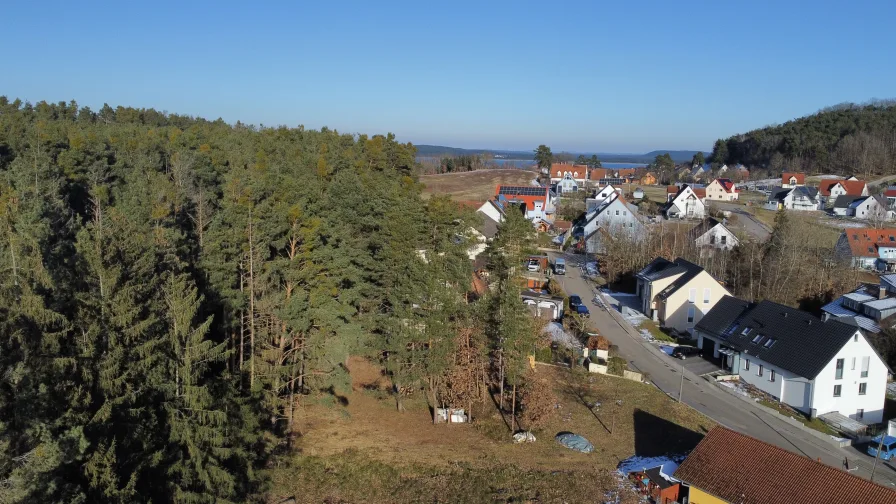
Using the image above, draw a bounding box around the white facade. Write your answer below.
[593,184,620,204]
[556,173,579,194]
[581,194,643,254]
[477,200,504,224]
[705,179,738,201]
[665,186,706,219]
[830,182,868,201]
[694,223,739,250]
[699,329,888,423]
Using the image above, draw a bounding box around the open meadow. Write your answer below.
[421,169,537,202]
[269,358,714,504]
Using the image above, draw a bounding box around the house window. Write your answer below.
[859,383,867,395]
[703,288,710,304]
[721,235,727,245]
[758,365,764,377]
[854,334,858,342]
[687,306,695,324]
[615,210,619,216]
[710,235,716,244]
[689,288,696,303]
[745,359,750,371]
[857,409,864,419]
[763,338,776,349]
[851,357,856,370]
[835,358,844,380]
[770,370,776,382]
[622,211,627,216]
[752,334,763,344]
[861,356,870,378]
[741,327,751,335]
[834,385,842,397]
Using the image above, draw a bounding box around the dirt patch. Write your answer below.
[420,169,537,201]
[347,356,392,391]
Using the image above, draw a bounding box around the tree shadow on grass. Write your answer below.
[559,372,611,434]
[632,408,705,457]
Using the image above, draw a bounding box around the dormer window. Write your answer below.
[741,327,751,335]
[763,338,776,348]
[752,334,763,344]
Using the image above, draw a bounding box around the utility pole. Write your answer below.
[678,363,684,403]
[870,431,886,482]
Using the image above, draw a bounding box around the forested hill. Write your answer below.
[712,100,896,177]
[0,97,492,502]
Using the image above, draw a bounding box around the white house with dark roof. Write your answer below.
[687,217,739,251]
[578,189,643,254]
[767,186,821,211]
[635,257,731,334]
[695,296,889,423]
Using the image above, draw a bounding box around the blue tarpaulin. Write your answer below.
[555,432,594,453]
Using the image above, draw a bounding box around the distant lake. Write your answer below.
[416,157,646,169]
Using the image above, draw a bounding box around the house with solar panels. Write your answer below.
[696,296,889,423]
[493,185,554,222]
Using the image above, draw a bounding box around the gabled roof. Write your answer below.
[842,228,896,258]
[476,212,500,239]
[655,258,707,300]
[837,179,868,195]
[695,296,859,379]
[848,196,872,210]
[550,163,588,179]
[885,188,896,198]
[768,186,791,202]
[793,185,818,199]
[833,194,865,209]
[692,188,706,199]
[818,178,842,196]
[636,257,709,300]
[687,217,728,241]
[666,185,678,194]
[781,172,805,184]
[643,467,675,490]
[674,427,896,504]
[712,178,737,193]
[588,168,609,180]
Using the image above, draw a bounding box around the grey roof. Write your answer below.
[844,292,875,302]
[476,212,500,239]
[695,296,859,379]
[636,257,685,281]
[768,187,791,202]
[834,194,865,209]
[863,297,896,310]
[644,467,675,490]
[687,217,723,240]
[657,259,707,300]
[848,196,871,209]
[791,185,818,199]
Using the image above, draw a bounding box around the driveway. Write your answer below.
[708,202,771,241]
[547,251,896,487]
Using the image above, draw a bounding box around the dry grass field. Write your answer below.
[420,169,537,202]
[269,358,714,503]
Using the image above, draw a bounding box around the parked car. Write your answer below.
[568,295,582,310]
[868,435,896,461]
[527,259,540,272]
[575,304,590,318]
[672,345,701,359]
[554,258,566,275]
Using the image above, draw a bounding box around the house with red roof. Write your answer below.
[781,172,806,188]
[493,185,553,222]
[705,178,738,201]
[836,227,896,271]
[549,163,588,185]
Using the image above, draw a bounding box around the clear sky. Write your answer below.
[2,1,894,153]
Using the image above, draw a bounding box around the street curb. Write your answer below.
[705,376,851,449]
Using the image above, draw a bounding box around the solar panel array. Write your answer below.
[498,186,546,196]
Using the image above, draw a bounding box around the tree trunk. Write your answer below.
[248,207,257,387]
[511,383,517,432]
[498,350,505,410]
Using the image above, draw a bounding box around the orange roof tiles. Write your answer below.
[782,172,806,184]
[551,163,588,179]
[589,168,609,180]
[714,178,737,193]
[838,179,867,195]
[666,185,679,194]
[844,228,896,258]
[818,178,842,196]
[693,188,706,198]
[674,427,896,504]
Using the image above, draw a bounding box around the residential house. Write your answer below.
[674,427,896,504]
[691,163,711,181]
[640,172,657,185]
[579,190,643,254]
[555,172,579,194]
[664,184,706,219]
[833,194,865,216]
[494,185,554,222]
[884,186,896,208]
[476,199,506,224]
[716,163,728,173]
[704,178,738,201]
[635,257,731,334]
[695,296,889,423]
[591,184,621,205]
[821,275,896,333]
[829,179,869,204]
[767,186,820,211]
[632,187,644,200]
[835,227,896,271]
[549,163,588,185]
[688,217,739,251]
[849,195,893,221]
[781,172,806,188]
[818,178,844,207]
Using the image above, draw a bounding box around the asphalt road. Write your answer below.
[549,251,896,487]
[707,201,772,241]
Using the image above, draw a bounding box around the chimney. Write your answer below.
[880,279,888,300]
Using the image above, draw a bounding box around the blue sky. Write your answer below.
[2,1,894,153]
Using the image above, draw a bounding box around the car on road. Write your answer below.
[575,304,590,318]
[672,345,701,359]
[568,295,582,310]
[527,259,540,272]
[553,258,566,275]
[868,435,896,460]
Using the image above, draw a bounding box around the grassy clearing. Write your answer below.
[757,398,839,436]
[638,319,675,342]
[420,169,536,201]
[269,361,715,503]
